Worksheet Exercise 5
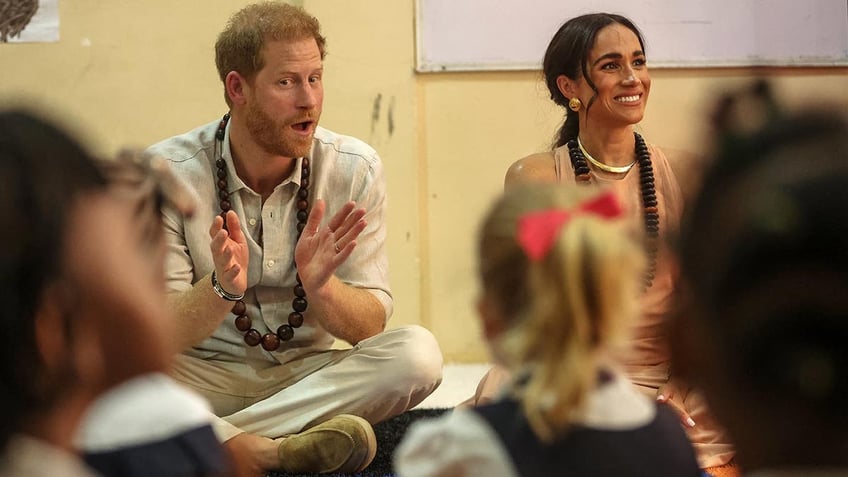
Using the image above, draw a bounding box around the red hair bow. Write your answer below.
[517,191,623,261]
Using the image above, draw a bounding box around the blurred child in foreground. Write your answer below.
[395,183,701,476]
[674,83,848,476]
[0,110,238,476]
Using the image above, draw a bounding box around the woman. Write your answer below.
[396,184,701,476]
[466,13,737,475]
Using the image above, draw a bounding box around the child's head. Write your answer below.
[676,85,848,468]
[0,110,108,446]
[476,183,644,439]
[0,110,190,449]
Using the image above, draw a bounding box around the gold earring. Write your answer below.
[568,97,582,112]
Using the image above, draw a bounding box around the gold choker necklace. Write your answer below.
[577,137,637,174]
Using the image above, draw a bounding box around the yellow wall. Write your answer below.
[2,1,846,363]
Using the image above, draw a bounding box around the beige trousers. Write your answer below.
[171,325,443,442]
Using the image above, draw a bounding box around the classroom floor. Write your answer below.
[414,363,490,409]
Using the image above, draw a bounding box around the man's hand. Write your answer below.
[209,210,249,296]
[295,200,367,294]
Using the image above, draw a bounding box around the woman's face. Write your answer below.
[568,23,651,130]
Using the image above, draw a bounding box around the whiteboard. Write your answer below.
[415,0,848,71]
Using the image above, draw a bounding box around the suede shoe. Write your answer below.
[276,414,377,473]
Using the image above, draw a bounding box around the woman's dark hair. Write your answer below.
[543,13,646,148]
[0,110,107,449]
[679,83,848,415]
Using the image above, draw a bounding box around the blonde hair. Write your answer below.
[215,1,327,107]
[478,184,645,441]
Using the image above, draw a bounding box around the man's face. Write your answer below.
[244,37,324,159]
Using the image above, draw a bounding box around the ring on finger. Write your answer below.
[334,242,341,253]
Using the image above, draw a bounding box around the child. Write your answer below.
[395,184,701,476]
[0,110,238,477]
[674,84,848,475]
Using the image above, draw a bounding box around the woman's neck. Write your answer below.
[577,127,636,168]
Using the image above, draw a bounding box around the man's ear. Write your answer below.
[556,74,578,101]
[225,71,249,106]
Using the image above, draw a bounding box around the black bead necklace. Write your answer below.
[214,113,309,351]
[566,132,659,288]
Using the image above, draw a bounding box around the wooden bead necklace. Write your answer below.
[567,132,659,288]
[214,113,309,351]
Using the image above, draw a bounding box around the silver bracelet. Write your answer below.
[211,271,245,301]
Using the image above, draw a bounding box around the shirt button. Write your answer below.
[267,260,275,268]
[249,218,257,226]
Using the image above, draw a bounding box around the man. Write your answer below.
[148,2,443,473]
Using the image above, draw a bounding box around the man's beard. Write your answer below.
[245,103,315,158]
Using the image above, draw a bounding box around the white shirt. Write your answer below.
[75,373,214,452]
[150,120,391,364]
[0,435,97,477]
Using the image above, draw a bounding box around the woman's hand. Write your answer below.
[656,379,696,428]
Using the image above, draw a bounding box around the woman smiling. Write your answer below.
[465,13,739,477]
